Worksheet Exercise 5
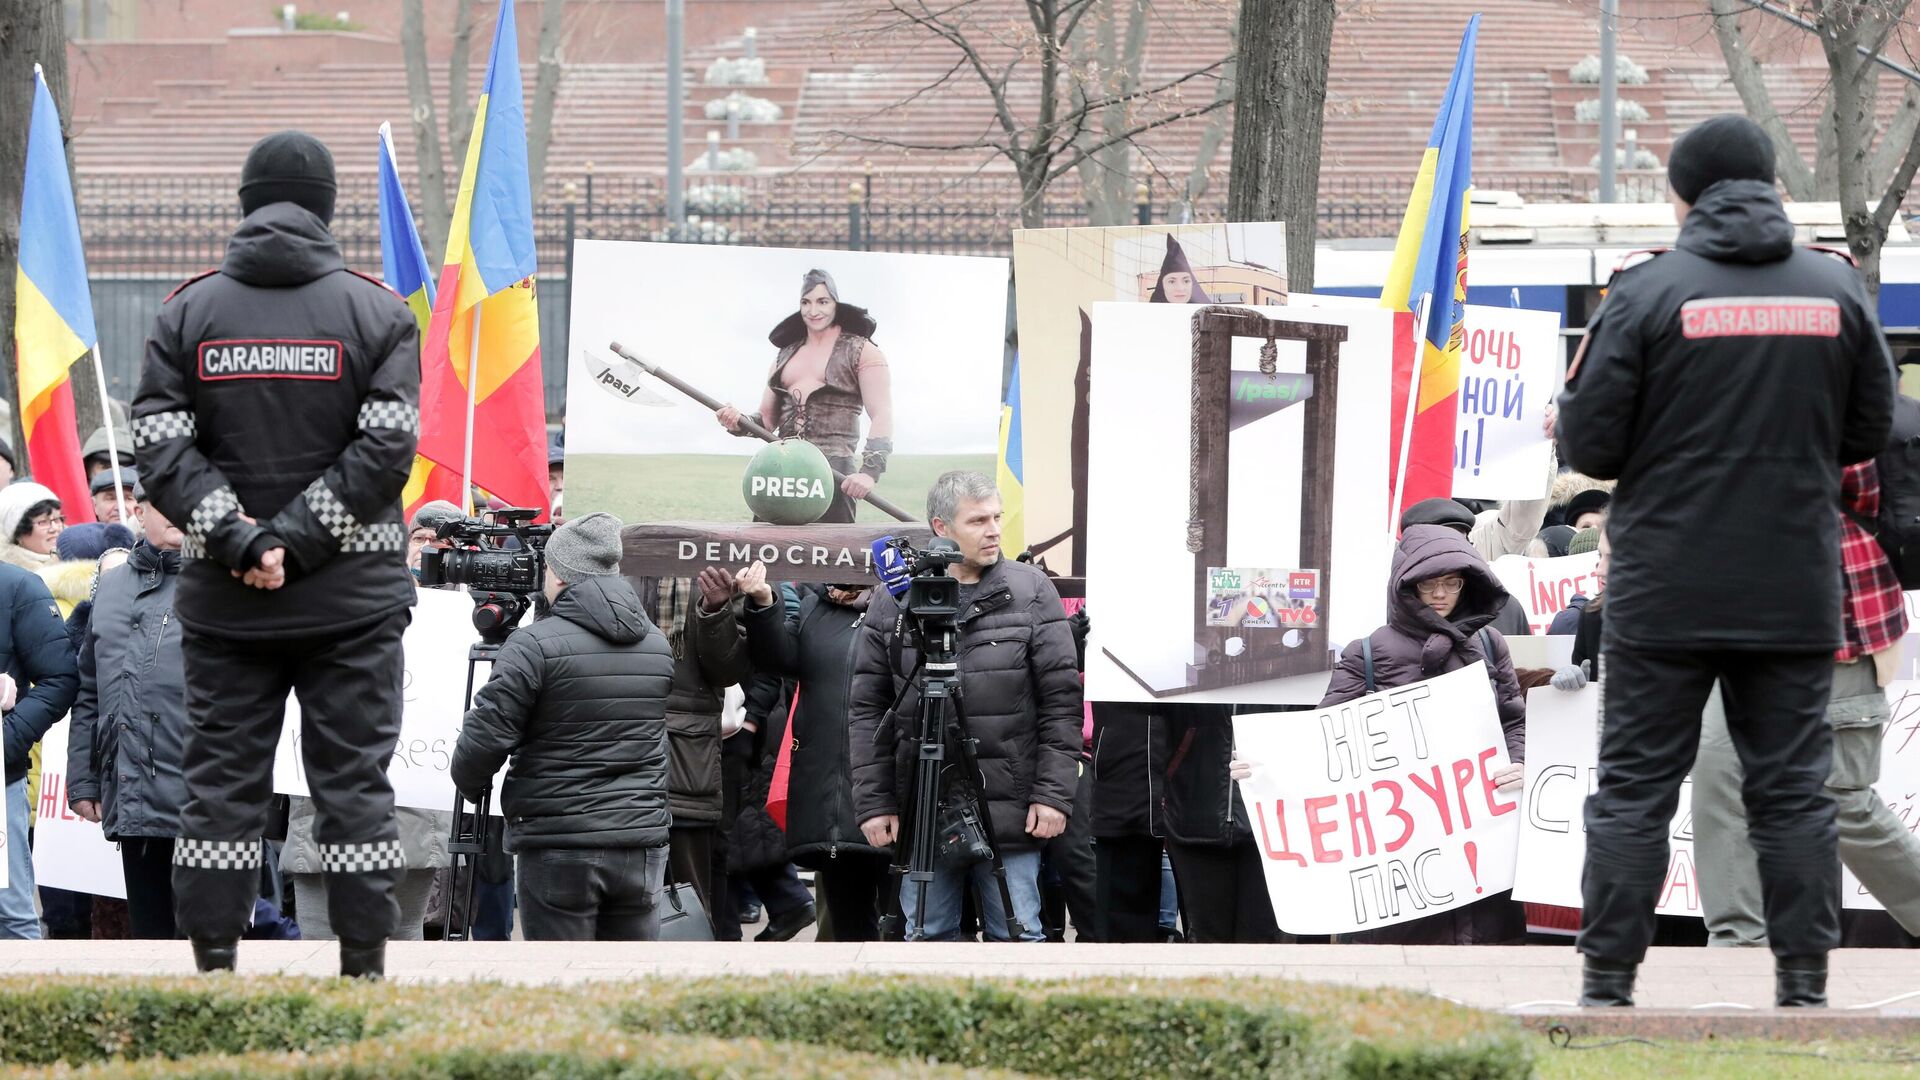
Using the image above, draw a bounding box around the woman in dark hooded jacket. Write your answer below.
[1315,524,1528,945]
[738,568,893,940]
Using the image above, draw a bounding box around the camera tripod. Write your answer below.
[445,639,503,942]
[879,626,1027,942]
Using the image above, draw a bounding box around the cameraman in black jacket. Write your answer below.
[451,513,678,940]
[1556,115,1896,1008]
[132,131,419,976]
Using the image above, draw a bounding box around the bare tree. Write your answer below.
[1226,0,1335,291]
[0,0,74,459]
[828,0,1233,229]
[530,0,569,195]
[447,0,480,173]
[402,0,452,257]
[1707,0,1920,295]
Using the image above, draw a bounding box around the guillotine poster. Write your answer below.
[1083,301,1392,705]
[1011,224,1288,575]
[564,240,1006,579]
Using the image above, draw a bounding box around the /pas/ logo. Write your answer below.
[749,474,829,500]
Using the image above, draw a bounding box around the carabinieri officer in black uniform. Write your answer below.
[132,131,421,977]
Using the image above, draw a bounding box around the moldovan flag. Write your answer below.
[379,122,459,518]
[1380,14,1477,521]
[417,0,547,517]
[996,355,1026,557]
[14,64,97,523]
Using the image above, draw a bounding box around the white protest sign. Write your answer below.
[1232,663,1521,935]
[31,720,127,899]
[272,587,504,813]
[1450,305,1560,501]
[1492,552,1602,636]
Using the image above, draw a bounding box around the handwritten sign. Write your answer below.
[30,720,126,899]
[272,587,505,814]
[1451,305,1560,501]
[1232,664,1520,935]
[1515,685,1699,916]
[1492,552,1602,636]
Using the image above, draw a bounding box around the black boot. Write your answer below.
[339,939,386,980]
[1579,958,1636,1007]
[1776,955,1828,1008]
[191,938,238,973]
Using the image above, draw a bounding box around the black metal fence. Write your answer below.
[73,168,1670,415]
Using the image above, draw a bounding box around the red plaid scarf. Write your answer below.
[1838,461,1907,662]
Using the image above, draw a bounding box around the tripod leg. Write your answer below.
[944,695,1029,942]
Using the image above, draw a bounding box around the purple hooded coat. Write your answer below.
[1317,524,1527,945]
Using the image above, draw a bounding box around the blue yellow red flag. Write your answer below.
[996,355,1025,557]
[15,63,97,522]
[417,0,548,518]
[1379,14,1478,519]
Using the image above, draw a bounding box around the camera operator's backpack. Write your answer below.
[1849,392,1920,589]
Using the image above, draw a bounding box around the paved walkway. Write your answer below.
[5,942,1920,1016]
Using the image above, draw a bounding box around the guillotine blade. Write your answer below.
[1228,371,1314,431]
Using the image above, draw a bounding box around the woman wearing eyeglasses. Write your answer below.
[1313,522,1528,945]
[0,482,67,572]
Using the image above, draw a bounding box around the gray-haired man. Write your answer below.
[847,471,1083,940]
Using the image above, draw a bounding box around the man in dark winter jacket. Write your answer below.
[68,485,188,938]
[131,131,420,975]
[849,471,1082,941]
[451,513,677,941]
[0,562,80,939]
[1556,115,1897,1008]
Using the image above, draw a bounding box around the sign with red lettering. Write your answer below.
[1492,551,1602,636]
[1232,663,1521,935]
[30,720,127,899]
[1452,305,1560,501]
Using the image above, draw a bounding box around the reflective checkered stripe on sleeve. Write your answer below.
[319,840,405,873]
[341,522,408,554]
[173,838,264,871]
[131,410,196,449]
[303,477,361,546]
[184,486,240,555]
[358,400,420,435]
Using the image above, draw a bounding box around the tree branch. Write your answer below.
[1710,0,1818,198]
[1874,117,1920,232]
[1870,71,1920,191]
[1045,96,1231,182]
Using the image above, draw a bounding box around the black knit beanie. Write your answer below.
[1667,114,1774,205]
[239,131,338,223]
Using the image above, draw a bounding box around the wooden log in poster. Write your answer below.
[621,521,935,584]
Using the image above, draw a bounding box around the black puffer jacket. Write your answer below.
[849,559,1082,850]
[647,579,752,827]
[1320,526,1526,763]
[1090,704,1157,839]
[67,543,186,839]
[1557,179,1895,651]
[0,562,78,784]
[742,585,886,868]
[451,575,675,852]
[132,202,420,638]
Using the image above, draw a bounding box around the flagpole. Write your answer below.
[460,305,482,513]
[1390,292,1434,531]
[88,347,128,523]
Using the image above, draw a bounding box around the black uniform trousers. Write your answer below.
[172,611,409,946]
[1167,837,1283,944]
[1579,638,1841,964]
[1094,836,1165,942]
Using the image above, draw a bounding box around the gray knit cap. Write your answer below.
[409,499,466,534]
[546,511,624,582]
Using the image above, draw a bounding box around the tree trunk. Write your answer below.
[1819,1,1902,299]
[1707,0,1818,199]
[402,0,451,259]
[1227,0,1334,291]
[0,0,73,463]
[1182,41,1238,220]
[529,0,568,197]
[446,0,479,174]
[1018,158,1051,229]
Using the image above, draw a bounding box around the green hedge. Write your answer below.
[0,973,1532,1080]
[630,976,1533,1080]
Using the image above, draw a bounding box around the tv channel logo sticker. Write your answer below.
[1288,570,1320,601]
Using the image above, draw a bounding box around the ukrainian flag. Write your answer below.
[14,64,97,523]
[1380,14,1477,517]
[997,355,1025,557]
[417,0,548,517]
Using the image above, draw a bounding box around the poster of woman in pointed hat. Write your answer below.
[1014,224,1287,574]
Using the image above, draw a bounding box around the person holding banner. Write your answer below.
[1314,524,1527,945]
[1555,114,1897,1007]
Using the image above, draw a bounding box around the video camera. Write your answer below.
[418,507,554,643]
[872,535,966,637]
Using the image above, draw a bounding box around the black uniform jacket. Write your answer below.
[1557,179,1896,652]
[132,202,420,638]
